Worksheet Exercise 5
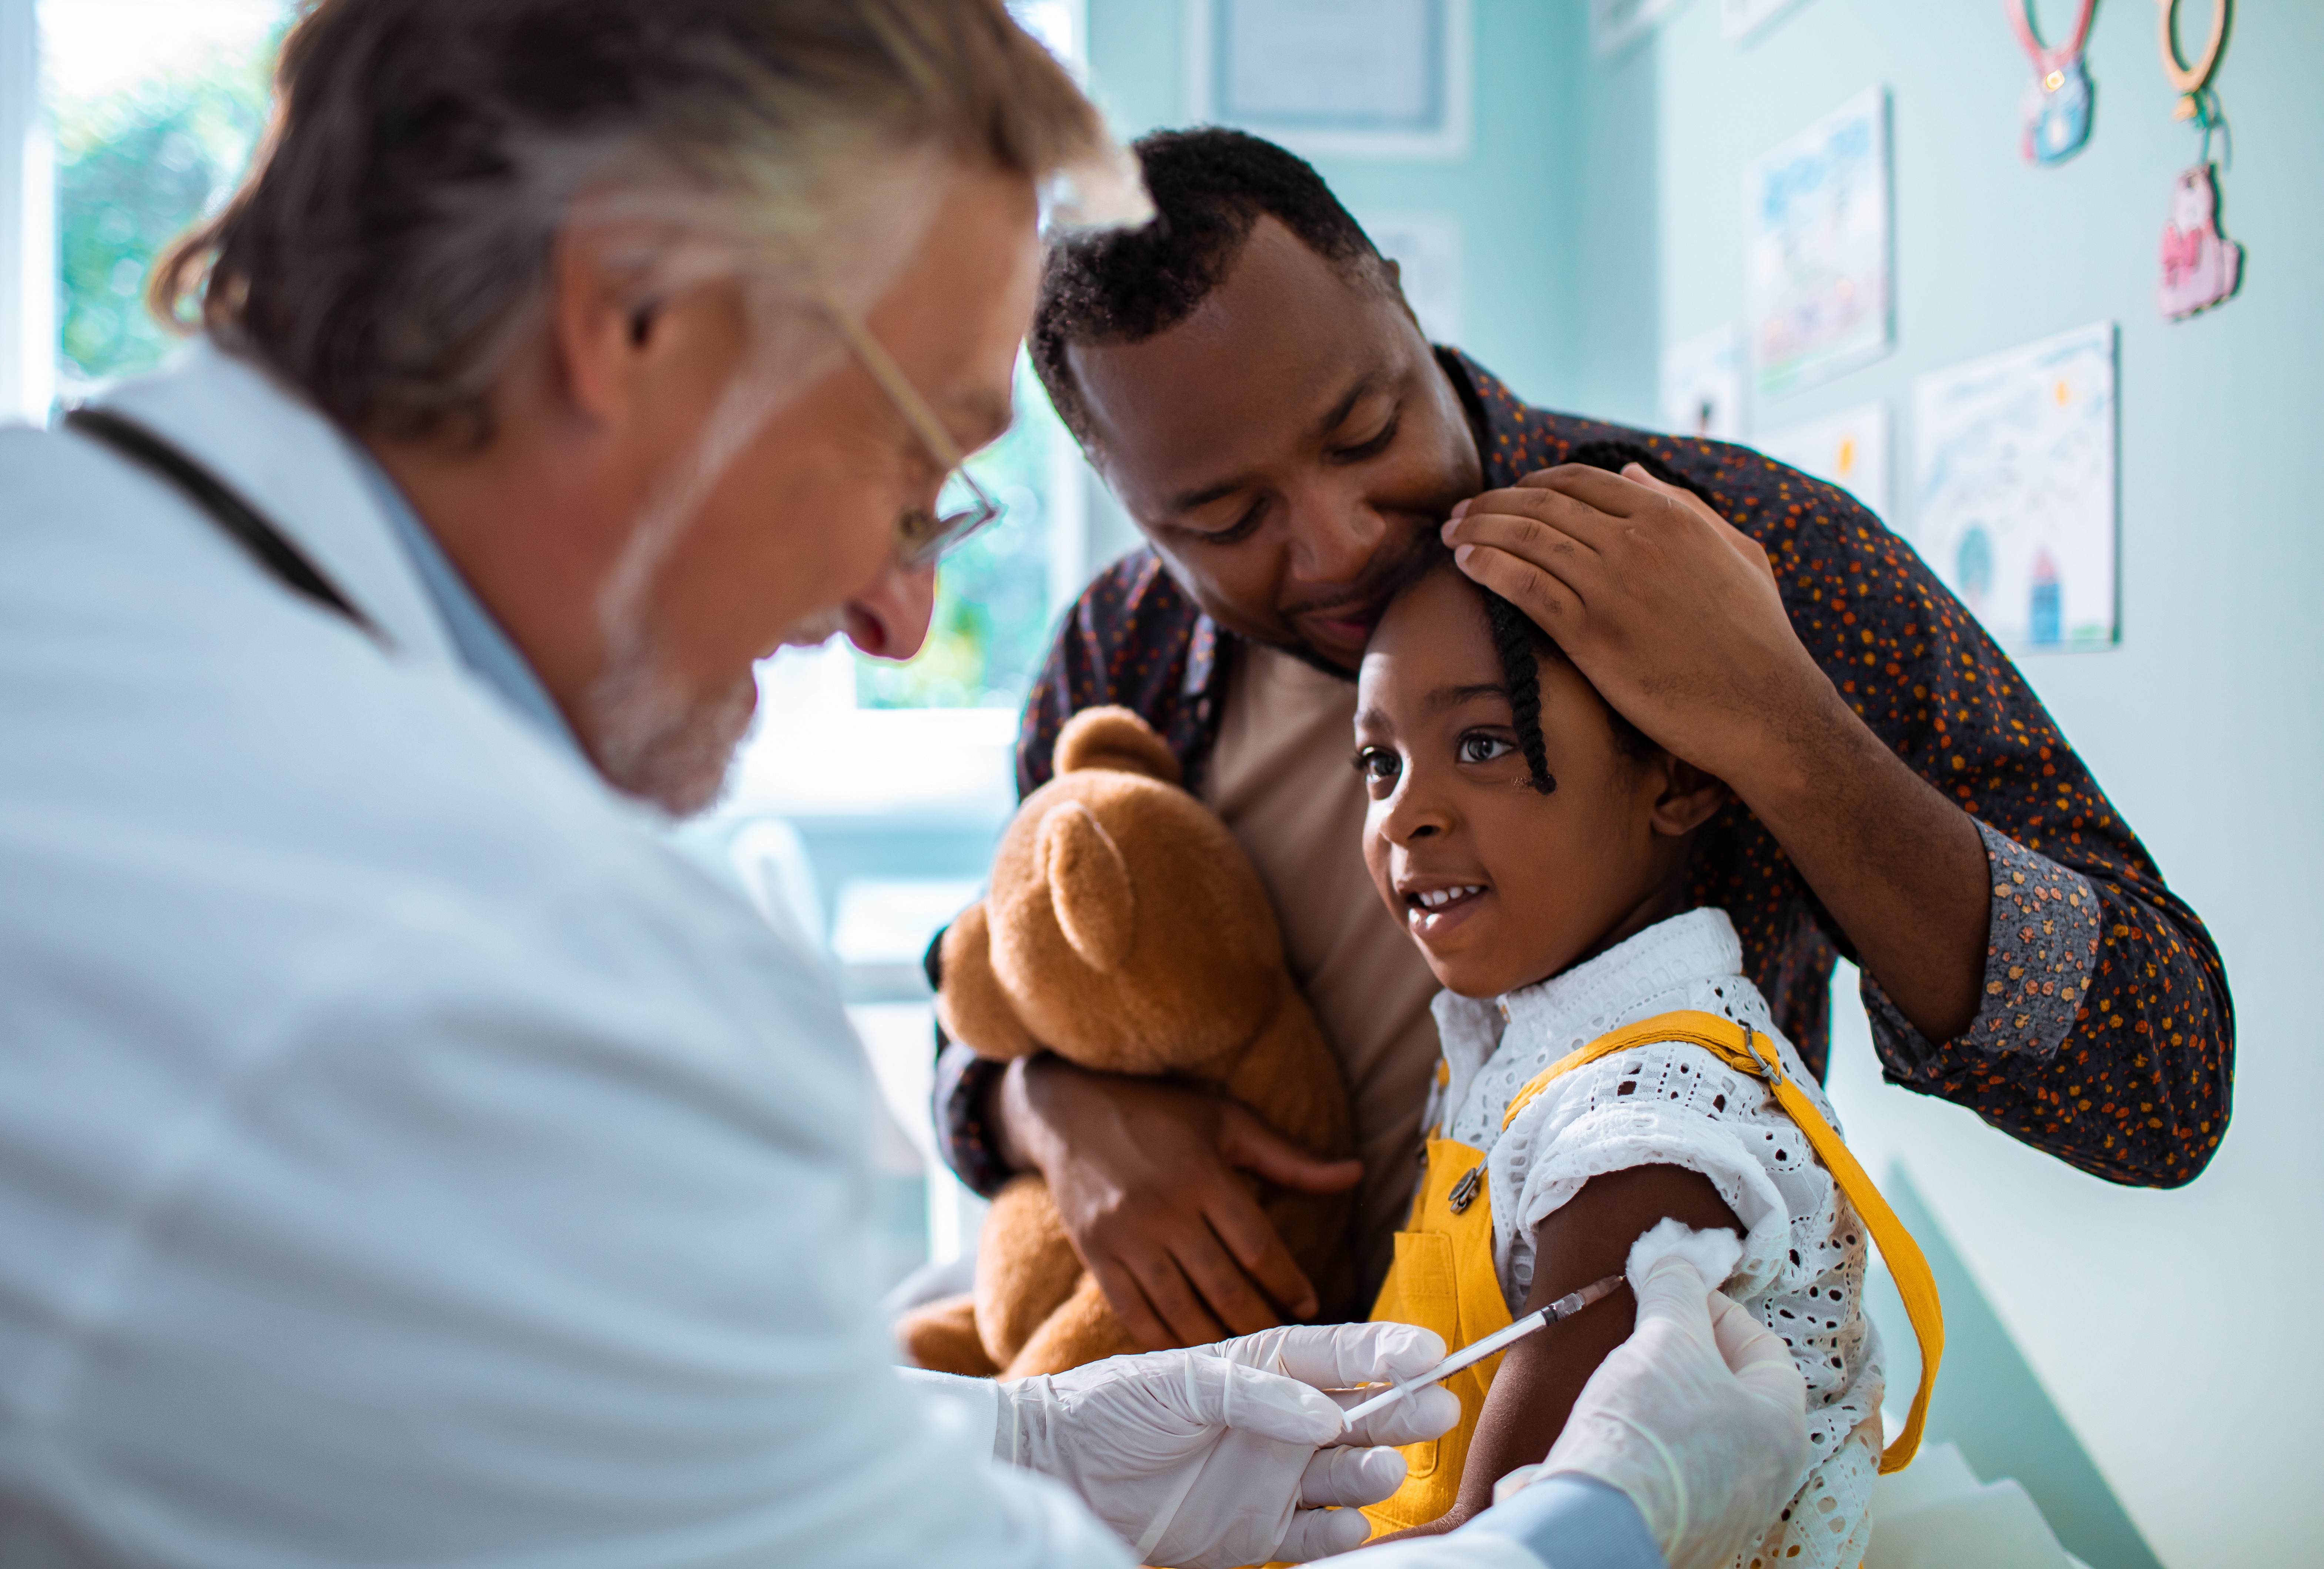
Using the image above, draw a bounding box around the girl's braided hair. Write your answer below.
[1472,441,1713,794]
[1483,591,1558,794]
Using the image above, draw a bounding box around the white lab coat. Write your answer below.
[0,343,1133,1568]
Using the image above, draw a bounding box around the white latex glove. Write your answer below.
[998,1321,1461,1568]
[1543,1255,1813,1569]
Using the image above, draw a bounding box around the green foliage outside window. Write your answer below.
[54,31,282,399]
[51,9,1061,714]
[854,359,1071,711]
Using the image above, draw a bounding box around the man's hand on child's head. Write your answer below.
[1618,462,1780,593]
[1439,461,1821,789]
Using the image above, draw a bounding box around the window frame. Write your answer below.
[0,0,53,422]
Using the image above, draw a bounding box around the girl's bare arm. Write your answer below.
[1377,1163,1742,1540]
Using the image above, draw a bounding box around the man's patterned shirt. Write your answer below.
[934,349,2233,1193]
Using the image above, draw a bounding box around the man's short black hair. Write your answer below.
[1029,127,1392,448]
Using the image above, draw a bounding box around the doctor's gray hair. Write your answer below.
[154,0,1113,448]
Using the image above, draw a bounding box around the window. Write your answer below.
[807,0,1099,717]
[44,0,292,405]
[854,357,1089,712]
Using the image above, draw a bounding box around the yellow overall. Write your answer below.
[1358,1009,1946,1539]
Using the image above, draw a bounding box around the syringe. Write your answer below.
[1341,1273,1626,1425]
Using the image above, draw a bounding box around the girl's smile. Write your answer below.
[1397,876,1493,939]
[1354,563,1727,999]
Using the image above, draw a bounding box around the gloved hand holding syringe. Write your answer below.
[1340,1217,1747,1426]
[1339,1275,1626,1425]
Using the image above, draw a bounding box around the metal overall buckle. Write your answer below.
[1447,1164,1483,1214]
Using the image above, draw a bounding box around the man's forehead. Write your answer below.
[1070,220,1401,499]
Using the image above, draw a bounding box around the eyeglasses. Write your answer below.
[821,297,1004,568]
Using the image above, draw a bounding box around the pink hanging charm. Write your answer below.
[2006,0,2097,166]
[2157,162,2243,320]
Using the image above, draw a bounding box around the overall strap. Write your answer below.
[1499,1007,1944,1475]
[65,405,390,648]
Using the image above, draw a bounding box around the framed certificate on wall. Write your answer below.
[1184,0,1472,160]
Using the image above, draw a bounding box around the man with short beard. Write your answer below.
[930,129,2233,1352]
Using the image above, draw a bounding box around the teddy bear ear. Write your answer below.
[934,901,1041,1060]
[1054,706,1182,785]
[1037,800,1135,973]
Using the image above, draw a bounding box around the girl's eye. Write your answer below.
[1458,732,1516,765]
[1353,746,1401,786]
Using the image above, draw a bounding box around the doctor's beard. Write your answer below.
[568,159,947,816]
[585,600,850,817]
[584,636,760,818]
[581,311,834,817]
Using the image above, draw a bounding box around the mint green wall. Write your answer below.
[1569,32,1660,425]
[1597,6,2323,1566]
[1077,7,2322,1560]
[1082,0,1587,409]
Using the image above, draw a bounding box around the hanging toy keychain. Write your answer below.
[2007,0,2097,165]
[2155,0,2243,320]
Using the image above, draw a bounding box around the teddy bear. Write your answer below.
[897,705,1356,1381]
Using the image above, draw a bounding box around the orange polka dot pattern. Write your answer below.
[953,349,2234,1194]
[1866,822,2104,1065]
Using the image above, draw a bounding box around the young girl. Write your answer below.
[1350,549,1909,1566]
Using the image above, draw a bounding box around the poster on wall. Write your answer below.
[1745,87,1893,399]
[1909,322,2119,651]
[1185,0,1471,159]
[1359,212,1464,342]
[1659,326,1743,441]
[1755,401,1890,516]
[1723,0,1809,42]
[1591,0,1690,57]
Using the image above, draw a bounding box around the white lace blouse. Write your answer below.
[1426,907,1885,1569]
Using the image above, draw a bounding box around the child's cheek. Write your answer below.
[1360,812,1398,912]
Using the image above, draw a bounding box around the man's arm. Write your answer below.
[1443,459,2232,1185]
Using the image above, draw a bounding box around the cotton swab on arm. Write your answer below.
[1340,1273,1626,1425]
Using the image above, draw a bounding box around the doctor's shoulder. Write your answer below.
[0,405,855,1086]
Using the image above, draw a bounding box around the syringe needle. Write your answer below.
[1342,1272,1625,1425]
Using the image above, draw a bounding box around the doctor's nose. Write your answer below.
[841,554,938,662]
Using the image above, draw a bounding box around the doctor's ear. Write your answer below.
[548,232,739,426]
[548,230,654,422]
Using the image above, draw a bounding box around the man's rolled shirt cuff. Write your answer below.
[1865,819,2102,1070]
[934,1041,1019,1199]
[1459,1474,1667,1569]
